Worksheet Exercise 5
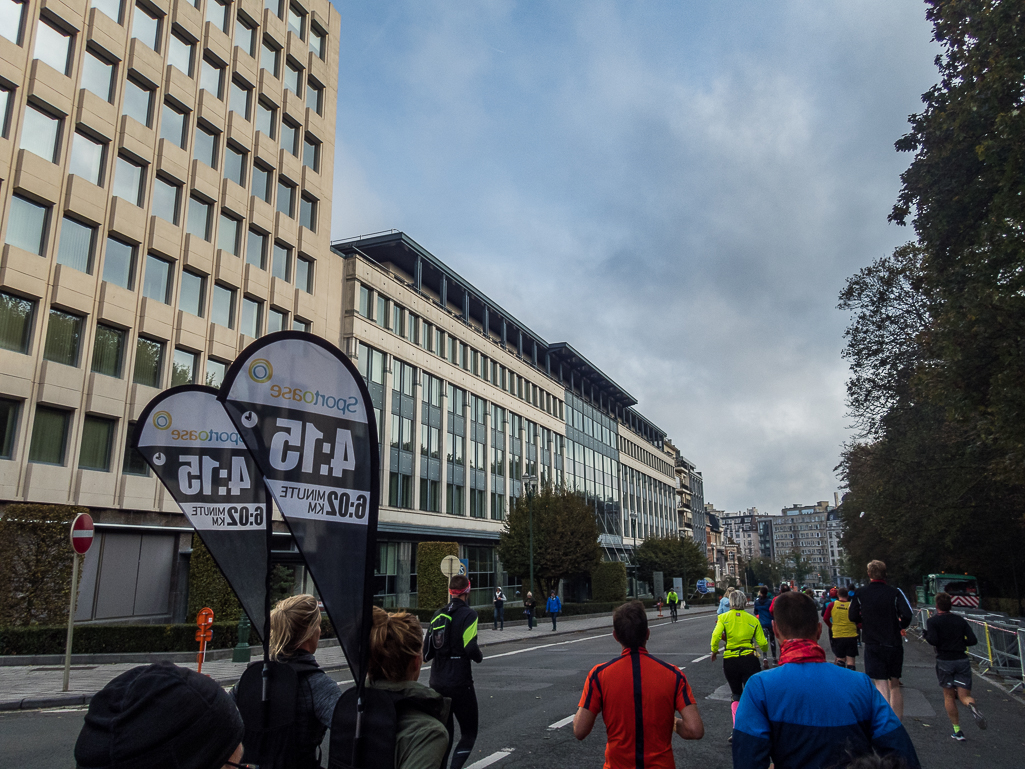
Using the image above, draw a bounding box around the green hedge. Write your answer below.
[187,535,242,622]
[416,542,459,611]
[591,562,627,602]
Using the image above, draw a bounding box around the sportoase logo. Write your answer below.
[153,411,172,430]
[248,359,273,383]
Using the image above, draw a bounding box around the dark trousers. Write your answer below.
[526,610,534,629]
[493,604,504,630]
[669,603,678,621]
[551,612,558,630]
[723,654,761,701]
[762,623,777,660]
[437,682,479,769]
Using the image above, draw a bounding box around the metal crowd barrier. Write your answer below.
[916,606,1025,693]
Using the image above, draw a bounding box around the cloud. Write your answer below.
[332,0,940,515]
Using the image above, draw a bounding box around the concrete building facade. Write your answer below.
[773,500,834,587]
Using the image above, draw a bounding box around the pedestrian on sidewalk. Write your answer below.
[233,594,341,768]
[824,588,859,670]
[753,586,777,665]
[74,662,245,769]
[848,560,913,719]
[547,590,562,631]
[925,591,987,741]
[731,590,920,769]
[574,600,704,768]
[523,591,536,630]
[667,588,680,622]
[709,590,768,733]
[493,586,506,630]
[423,574,483,769]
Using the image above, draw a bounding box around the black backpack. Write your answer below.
[235,659,322,769]
[328,686,447,769]
[427,602,459,658]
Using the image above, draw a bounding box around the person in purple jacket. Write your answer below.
[732,591,919,769]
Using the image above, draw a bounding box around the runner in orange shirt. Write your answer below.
[574,601,704,768]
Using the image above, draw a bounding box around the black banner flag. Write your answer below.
[217,332,380,684]
[134,386,271,641]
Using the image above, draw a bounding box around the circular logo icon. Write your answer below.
[248,359,273,383]
[241,411,258,428]
[152,411,172,430]
[152,452,166,466]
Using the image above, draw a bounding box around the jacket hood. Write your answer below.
[368,679,451,722]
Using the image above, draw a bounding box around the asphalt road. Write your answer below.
[2,612,1023,768]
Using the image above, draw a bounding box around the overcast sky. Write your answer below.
[328,1,940,516]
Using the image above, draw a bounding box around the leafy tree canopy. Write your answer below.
[632,535,708,595]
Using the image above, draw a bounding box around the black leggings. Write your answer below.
[762,623,777,659]
[438,683,479,769]
[723,654,761,701]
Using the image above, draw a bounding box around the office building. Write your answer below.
[773,500,834,587]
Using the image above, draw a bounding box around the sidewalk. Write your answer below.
[0,604,717,711]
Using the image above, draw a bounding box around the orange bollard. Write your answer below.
[195,607,215,674]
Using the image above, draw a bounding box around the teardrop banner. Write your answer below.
[134,386,271,642]
[217,331,380,685]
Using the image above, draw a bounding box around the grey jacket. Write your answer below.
[367,679,451,769]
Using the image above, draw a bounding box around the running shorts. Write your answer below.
[830,636,859,659]
[864,644,903,680]
[936,658,972,690]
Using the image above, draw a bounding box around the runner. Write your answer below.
[709,590,768,736]
[823,588,859,669]
[667,587,681,623]
[752,587,776,666]
[925,591,987,741]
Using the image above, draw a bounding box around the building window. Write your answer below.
[69,131,106,186]
[29,406,70,465]
[302,134,319,171]
[0,0,25,44]
[152,176,181,223]
[6,196,49,256]
[217,212,241,255]
[143,253,172,303]
[241,296,262,337]
[122,421,148,474]
[284,59,302,95]
[235,14,256,55]
[271,241,290,282]
[246,229,267,269]
[179,270,205,316]
[132,3,161,52]
[358,285,370,317]
[167,30,194,75]
[299,194,316,231]
[264,0,280,19]
[260,37,279,76]
[186,195,212,241]
[267,306,286,333]
[255,98,276,138]
[310,25,325,59]
[205,0,228,32]
[0,84,10,138]
[0,398,19,458]
[224,142,247,186]
[293,317,310,332]
[103,237,136,289]
[91,324,125,377]
[0,292,35,354]
[123,77,154,126]
[280,117,299,155]
[171,348,198,385]
[276,180,294,217]
[92,0,122,22]
[287,3,304,38]
[56,218,96,274]
[211,283,235,328]
[205,358,226,387]
[43,308,84,366]
[82,49,116,102]
[295,255,313,293]
[306,78,323,114]
[34,17,72,75]
[229,78,251,119]
[133,336,163,386]
[194,123,218,167]
[20,104,61,163]
[160,101,188,148]
[252,163,272,202]
[200,56,225,98]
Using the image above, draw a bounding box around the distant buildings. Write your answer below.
[773,500,835,587]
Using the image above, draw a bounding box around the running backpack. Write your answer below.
[428,602,459,657]
[235,659,321,769]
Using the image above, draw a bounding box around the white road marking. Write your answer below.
[466,748,515,769]
[38,707,89,713]
[691,654,711,663]
[548,714,575,729]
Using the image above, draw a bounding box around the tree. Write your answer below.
[632,535,708,597]
[781,549,814,586]
[497,486,601,597]
[748,556,782,588]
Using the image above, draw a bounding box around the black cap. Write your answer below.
[75,662,243,769]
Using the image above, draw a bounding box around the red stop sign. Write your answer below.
[70,513,94,555]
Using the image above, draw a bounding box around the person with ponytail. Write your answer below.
[367,607,450,769]
[232,594,341,768]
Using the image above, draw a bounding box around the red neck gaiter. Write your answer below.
[779,638,827,665]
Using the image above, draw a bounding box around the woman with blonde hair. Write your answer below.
[233,594,340,768]
[367,606,450,769]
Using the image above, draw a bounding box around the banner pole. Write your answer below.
[62,551,80,693]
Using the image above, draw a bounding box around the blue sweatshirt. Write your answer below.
[732,661,920,769]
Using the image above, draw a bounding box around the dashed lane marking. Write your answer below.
[466,748,515,769]
[691,654,711,663]
[548,714,575,729]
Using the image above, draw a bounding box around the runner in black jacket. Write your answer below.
[925,591,986,740]
[848,560,913,719]
[424,574,483,769]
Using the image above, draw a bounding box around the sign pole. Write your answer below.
[62,551,80,693]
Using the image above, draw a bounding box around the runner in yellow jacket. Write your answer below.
[709,590,768,734]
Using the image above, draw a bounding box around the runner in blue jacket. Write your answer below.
[546,590,562,631]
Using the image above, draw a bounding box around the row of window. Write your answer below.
[357,285,566,422]
[618,434,673,477]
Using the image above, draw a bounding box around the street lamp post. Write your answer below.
[523,474,537,595]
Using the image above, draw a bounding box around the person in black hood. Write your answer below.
[424,574,483,769]
[849,560,913,719]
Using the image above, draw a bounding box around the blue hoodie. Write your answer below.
[752,595,773,626]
